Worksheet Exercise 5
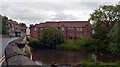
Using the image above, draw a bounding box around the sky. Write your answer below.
[0,0,119,27]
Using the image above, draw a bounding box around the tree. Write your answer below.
[1,15,9,34]
[20,23,26,27]
[108,5,120,57]
[89,5,119,40]
[41,28,64,49]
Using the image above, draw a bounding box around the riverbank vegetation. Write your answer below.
[27,5,120,65]
[28,28,64,49]
[0,14,9,34]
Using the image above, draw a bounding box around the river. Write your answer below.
[32,49,118,65]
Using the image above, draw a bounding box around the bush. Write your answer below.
[28,37,39,48]
[41,28,65,49]
[28,28,65,49]
[76,37,97,51]
[75,36,109,51]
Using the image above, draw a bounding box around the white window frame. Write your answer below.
[34,28,36,31]
[12,28,14,30]
[68,28,70,31]
[41,28,43,31]
[80,28,83,31]
[62,27,64,31]
[71,28,74,31]
[76,28,79,31]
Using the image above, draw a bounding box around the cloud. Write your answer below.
[0,2,118,26]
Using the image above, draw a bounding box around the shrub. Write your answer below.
[41,28,65,49]
[28,38,39,48]
[28,28,65,49]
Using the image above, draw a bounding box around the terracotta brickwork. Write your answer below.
[30,21,92,39]
[8,19,27,37]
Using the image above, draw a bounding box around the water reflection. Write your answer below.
[32,49,118,65]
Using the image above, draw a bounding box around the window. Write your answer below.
[23,29,25,32]
[87,28,89,31]
[71,28,74,31]
[15,28,17,32]
[71,33,74,37]
[68,33,70,37]
[87,34,89,37]
[68,28,70,31]
[76,28,79,31]
[80,34,82,37]
[12,28,14,30]
[8,24,10,27]
[34,28,36,31]
[12,24,14,26]
[76,33,79,37]
[80,28,83,31]
[62,27,64,31]
[41,28,43,30]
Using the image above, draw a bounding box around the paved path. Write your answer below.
[0,37,18,66]
[0,37,18,60]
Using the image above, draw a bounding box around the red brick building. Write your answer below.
[30,21,92,39]
[20,26,27,34]
[8,19,21,37]
[8,19,27,37]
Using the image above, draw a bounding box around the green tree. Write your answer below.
[42,28,64,49]
[1,15,9,34]
[20,23,26,27]
[89,5,119,40]
[108,5,120,57]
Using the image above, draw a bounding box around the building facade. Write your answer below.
[8,19,27,37]
[8,19,21,37]
[30,21,92,39]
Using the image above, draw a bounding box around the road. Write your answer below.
[0,37,18,59]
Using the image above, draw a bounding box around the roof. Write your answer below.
[38,21,89,28]
[9,19,19,25]
[21,26,27,29]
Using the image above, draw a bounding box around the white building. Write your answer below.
[26,27,30,38]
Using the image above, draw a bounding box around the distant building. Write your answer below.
[8,19,27,37]
[8,19,21,37]
[30,21,92,39]
[20,26,27,34]
[26,27,30,38]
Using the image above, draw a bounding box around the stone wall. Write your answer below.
[4,35,37,66]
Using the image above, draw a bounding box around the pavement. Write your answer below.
[0,37,18,66]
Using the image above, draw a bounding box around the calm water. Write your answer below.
[32,49,118,65]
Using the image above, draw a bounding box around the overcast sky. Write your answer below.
[0,0,119,26]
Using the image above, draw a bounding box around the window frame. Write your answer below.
[34,28,36,31]
[80,28,83,31]
[68,28,71,31]
[80,33,82,37]
[62,27,65,31]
